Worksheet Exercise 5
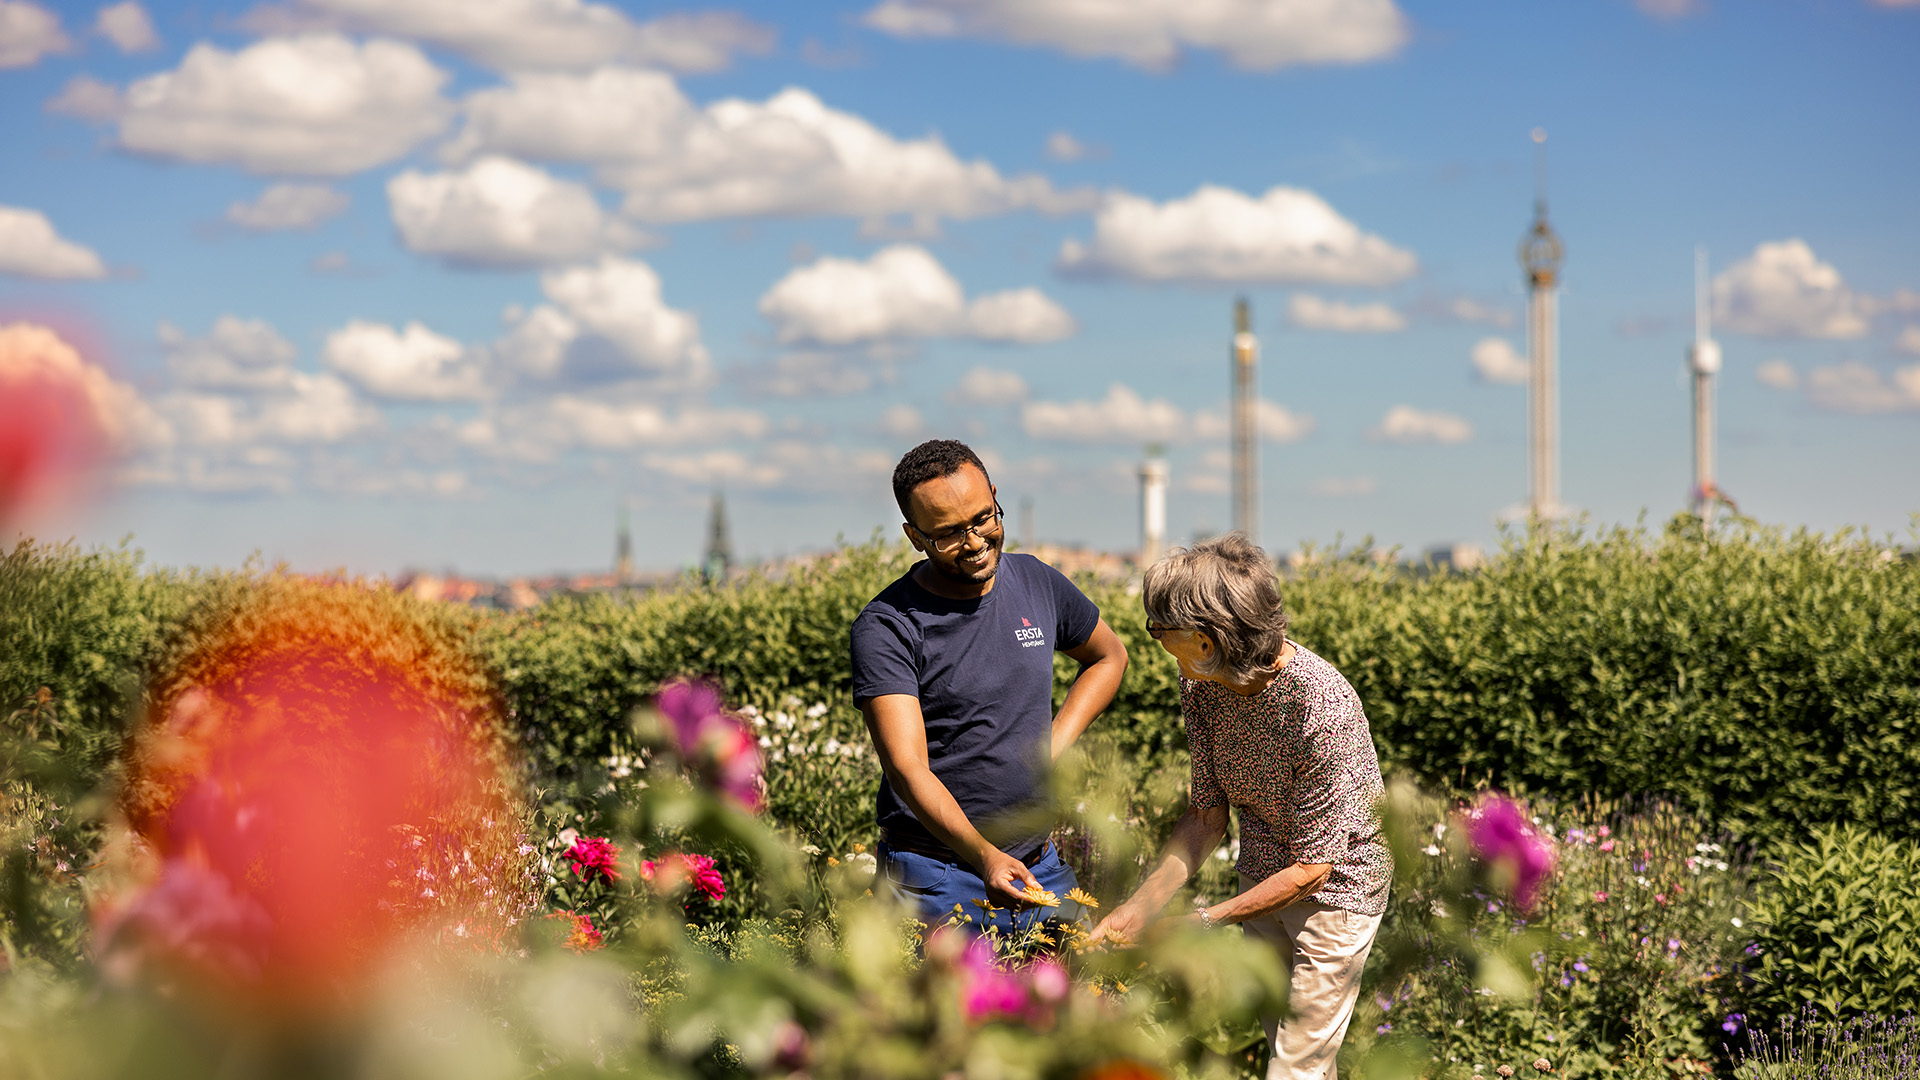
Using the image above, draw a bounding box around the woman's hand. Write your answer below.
[1085,898,1153,948]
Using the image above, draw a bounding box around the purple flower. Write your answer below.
[1376,1022,1393,1035]
[1722,1013,1746,1034]
[654,679,765,812]
[1467,794,1554,911]
[1559,974,1573,988]
[1573,960,1588,972]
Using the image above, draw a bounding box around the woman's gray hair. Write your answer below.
[1142,532,1288,684]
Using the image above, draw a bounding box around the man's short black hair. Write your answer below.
[892,439,992,521]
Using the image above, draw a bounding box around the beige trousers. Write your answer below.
[1236,877,1383,1080]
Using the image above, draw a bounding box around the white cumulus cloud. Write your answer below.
[323,319,489,401]
[388,156,643,267]
[96,2,159,52]
[270,0,774,73]
[966,288,1076,343]
[879,404,923,437]
[154,373,376,447]
[1022,384,1186,443]
[1057,184,1417,285]
[0,205,108,279]
[46,75,126,122]
[1471,337,1528,384]
[0,2,68,68]
[1801,361,1920,414]
[493,255,709,385]
[862,0,1408,72]
[1896,326,1920,356]
[759,245,1074,345]
[160,316,298,390]
[1022,385,1312,444]
[1192,399,1315,443]
[117,34,454,175]
[1287,293,1405,332]
[1713,239,1871,339]
[1755,358,1797,390]
[947,367,1028,406]
[442,70,1093,227]
[225,183,350,230]
[1368,405,1473,445]
[461,395,764,461]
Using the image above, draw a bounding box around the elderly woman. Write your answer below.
[1088,534,1391,1080]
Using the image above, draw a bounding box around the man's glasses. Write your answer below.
[910,502,1005,554]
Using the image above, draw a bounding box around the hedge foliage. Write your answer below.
[5,517,1918,860]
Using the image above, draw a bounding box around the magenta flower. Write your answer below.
[654,679,765,813]
[958,936,1029,1021]
[1467,795,1554,911]
[564,836,621,884]
[639,851,725,902]
[680,853,726,901]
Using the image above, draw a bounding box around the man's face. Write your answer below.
[903,463,1002,586]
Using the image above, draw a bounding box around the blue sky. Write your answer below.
[3,0,1917,576]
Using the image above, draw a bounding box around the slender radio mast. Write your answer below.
[1688,247,1723,523]
[1518,128,1565,521]
[1231,298,1258,541]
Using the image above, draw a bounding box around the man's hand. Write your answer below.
[1084,899,1152,948]
[979,848,1043,907]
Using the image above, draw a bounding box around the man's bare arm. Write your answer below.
[1051,617,1129,760]
[860,693,1042,905]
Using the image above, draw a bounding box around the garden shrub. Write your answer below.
[1743,823,1920,1021]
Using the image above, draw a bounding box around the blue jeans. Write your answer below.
[878,841,1086,934]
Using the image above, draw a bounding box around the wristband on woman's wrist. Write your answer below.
[1194,899,1218,930]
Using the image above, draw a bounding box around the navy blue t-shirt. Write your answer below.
[850,552,1101,856]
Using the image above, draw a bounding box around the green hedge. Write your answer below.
[5,518,1919,856]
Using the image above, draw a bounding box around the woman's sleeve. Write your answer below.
[1182,680,1226,811]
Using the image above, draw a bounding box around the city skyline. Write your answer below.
[2,0,1917,576]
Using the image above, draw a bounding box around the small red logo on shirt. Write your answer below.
[1021,617,1032,627]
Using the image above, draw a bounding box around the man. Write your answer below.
[851,439,1129,932]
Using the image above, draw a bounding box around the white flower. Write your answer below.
[1434,823,1448,838]
[800,844,823,856]
[845,852,877,879]
[759,735,773,748]
[805,703,829,718]
[1214,845,1232,861]
[558,828,579,848]
[1636,876,1650,888]
[824,738,842,755]
[1731,917,1743,928]
[1424,844,1441,856]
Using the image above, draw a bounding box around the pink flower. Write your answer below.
[1598,839,1616,853]
[639,852,725,902]
[1593,891,1608,903]
[654,679,765,813]
[680,853,725,901]
[1467,795,1554,911]
[958,936,1030,1022]
[564,836,621,884]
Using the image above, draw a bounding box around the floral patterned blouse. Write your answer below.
[1181,641,1392,916]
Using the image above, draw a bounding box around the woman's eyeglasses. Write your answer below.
[910,502,1005,554]
[1144,619,1189,640]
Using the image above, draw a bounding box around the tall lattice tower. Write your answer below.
[1519,128,1565,521]
[1688,247,1723,523]
[1231,298,1259,541]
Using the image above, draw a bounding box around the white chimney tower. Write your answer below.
[1519,128,1565,521]
[1688,246,1723,523]
[1139,447,1169,566]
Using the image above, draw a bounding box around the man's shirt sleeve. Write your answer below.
[850,609,920,701]
[1038,560,1102,651]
